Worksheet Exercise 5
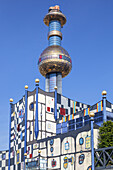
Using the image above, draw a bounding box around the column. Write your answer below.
[8,98,13,170]
[35,79,39,139]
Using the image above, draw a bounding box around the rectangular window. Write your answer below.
[19,98,23,105]
[76,102,79,107]
[30,103,34,110]
[66,109,68,115]
[51,108,54,112]
[76,117,83,123]
[68,99,70,107]
[106,100,111,108]
[2,153,6,160]
[57,94,61,104]
[62,122,67,128]
[70,108,73,114]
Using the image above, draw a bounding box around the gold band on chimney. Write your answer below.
[43,10,66,26]
[48,31,62,40]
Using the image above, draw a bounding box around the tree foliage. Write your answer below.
[98,120,113,148]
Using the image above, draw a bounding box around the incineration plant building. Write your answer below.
[0,5,113,170]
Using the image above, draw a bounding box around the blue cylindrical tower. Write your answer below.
[49,20,61,46]
[38,5,72,94]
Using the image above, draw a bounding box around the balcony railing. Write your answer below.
[95,146,113,169]
[56,111,103,135]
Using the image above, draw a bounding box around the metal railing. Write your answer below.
[56,112,103,135]
[95,146,113,169]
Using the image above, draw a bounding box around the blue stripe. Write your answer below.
[74,102,75,113]
[91,117,95,170]
[49,73,56,92]
[103,97,107,122]
[35,85,39,139]
[8,102,12,170]
[24,89,28,166]
[49,20,61,46]
[54,88,57,121]
[49,36,61,46]
[38,55,71,65]
[86,109,88,116]
[70,115,72,120]
[49,20,61,31]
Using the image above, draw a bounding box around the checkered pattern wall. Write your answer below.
[0,150,9,170]
[60,100,104,123]
[10,96,25,169]
[0,87,112,169]
[57,93,89,123]
[106,100,113,113]
[27,89,56,144]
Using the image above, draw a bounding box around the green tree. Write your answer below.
[98,120,113,148]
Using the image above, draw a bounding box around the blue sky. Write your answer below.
[0,0,113,150]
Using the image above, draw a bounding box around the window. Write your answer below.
[68,99,70,107]
[2,153,6,160]
[51,108,54,112]
[56,124,61,135]
[76,117,83,123]
[106,100,111,108]
[57,94,61,104]
[29,103,34,111]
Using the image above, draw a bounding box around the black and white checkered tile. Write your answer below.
[0,88,112,169]
[0,150,9,170]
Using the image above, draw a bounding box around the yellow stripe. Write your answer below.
[75,102,77,113]
[84,109,86,116]
[97,103,98,112]
[88,108,90,115]
[13,112,15,116]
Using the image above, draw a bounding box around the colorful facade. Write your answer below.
[0,87,113,169]
[0,5,113,170]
